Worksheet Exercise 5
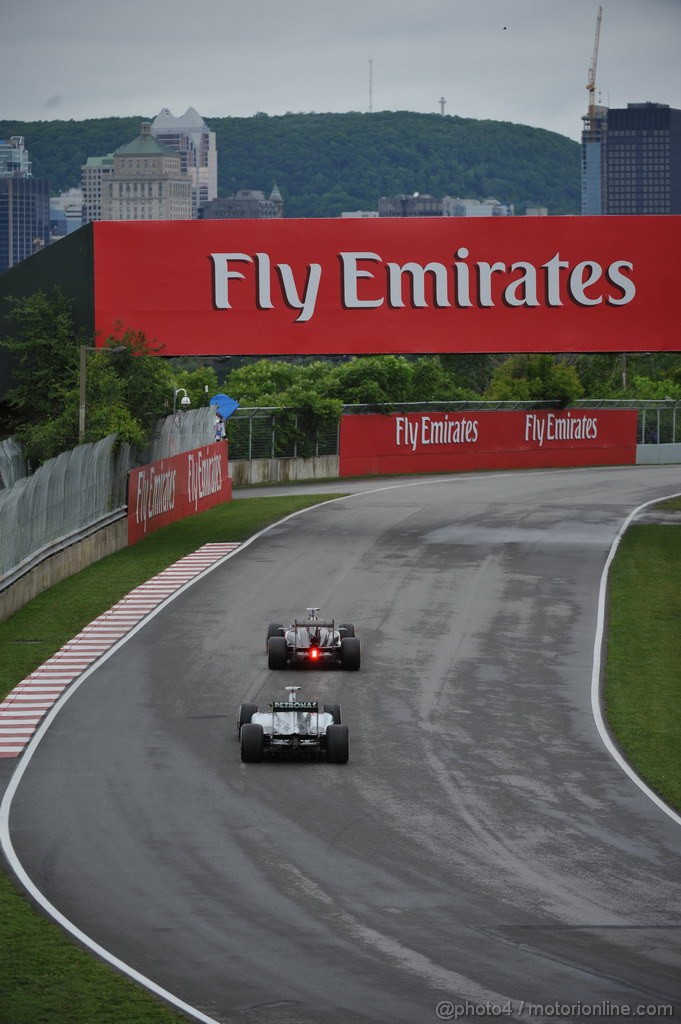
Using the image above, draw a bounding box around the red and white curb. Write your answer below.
[0,542,240,759]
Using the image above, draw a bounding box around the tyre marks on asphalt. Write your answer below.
[0,543,240,758]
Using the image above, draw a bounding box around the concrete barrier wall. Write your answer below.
[636,443,681,465]
[229,455,339,486]
[0,518,128,623]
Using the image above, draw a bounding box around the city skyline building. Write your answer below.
[580,103,608,215]
[581,101,681,215]
[199,186,283,219]
[0,135,50,273]
[150,107,217,216]
[100,122,193,222]
[603,102,681,215]
[0,136,32,177]
[50,187,84,239]
[378,194,515,217]
[81,154,115,224]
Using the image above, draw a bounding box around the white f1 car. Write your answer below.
[266,607,360,671]
[238,686,349,763]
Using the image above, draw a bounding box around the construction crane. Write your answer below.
[586,5,603,124]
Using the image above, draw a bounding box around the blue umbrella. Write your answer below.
[210,394,240,420]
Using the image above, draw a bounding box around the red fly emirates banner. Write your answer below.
[339,410,637,477]
[92,217,679,356]
[127,442,231,545]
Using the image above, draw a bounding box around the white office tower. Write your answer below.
[150,107,218,216]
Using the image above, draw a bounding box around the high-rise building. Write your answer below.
[150,107,217,216]
[603,103,681,215]
[582,101,681,215]
[0,136,32,177]
[0,136,50,274]
[100,122,193,221]
[81,154,115,224]
[580,104,608,215]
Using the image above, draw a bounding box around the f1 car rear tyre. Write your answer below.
[326,724,349,763]
[241,723,264,762]
[268,636,288,669]
[237,702,258,736]
[266,623,285,650]
[340,636,361,671]
[339,623,355,637]
[323,703,342,724]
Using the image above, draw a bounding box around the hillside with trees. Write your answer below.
[0,110,580,216]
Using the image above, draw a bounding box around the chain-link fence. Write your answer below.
[573,399,681,444]
[227,408,340,460]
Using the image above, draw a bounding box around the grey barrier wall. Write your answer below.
[637,443,681,465]
[0,515,128,622]
[229,455,340,487]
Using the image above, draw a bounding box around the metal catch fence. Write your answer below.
[0,437,26,490]
[227,408,340,461]
[0,435,130,580]
[573,398,681,445]
[0,408,216,584]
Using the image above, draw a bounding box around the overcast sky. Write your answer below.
[2,0,680,142]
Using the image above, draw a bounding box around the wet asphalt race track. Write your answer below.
[3,466,681,1024]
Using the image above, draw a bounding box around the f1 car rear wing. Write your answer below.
[270,700,319,711]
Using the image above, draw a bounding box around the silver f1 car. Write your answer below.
[266,608,360,671]
[238,686,349,763]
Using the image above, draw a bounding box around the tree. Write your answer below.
[327,355,414,407]
[172,365,220,412]
[0,289,82,417]
[0,292,188,464]
[409,356,476,402]
[484,354,584,406]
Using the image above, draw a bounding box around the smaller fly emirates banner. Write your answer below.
[339,409,637,477]
[92,216,679,356]
[127,442,231,545]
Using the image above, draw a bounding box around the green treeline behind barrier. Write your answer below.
[0,110,580,216]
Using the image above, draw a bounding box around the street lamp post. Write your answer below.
[78,344,126,444]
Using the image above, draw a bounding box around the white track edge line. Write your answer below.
[590,490,681,827]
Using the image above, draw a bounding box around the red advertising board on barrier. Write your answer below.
[92,217,679,357]
[127,442,231,545]
[339,410,637,478]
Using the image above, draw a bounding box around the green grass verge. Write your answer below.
[0,492,678,1022]
[604,523,681,812]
